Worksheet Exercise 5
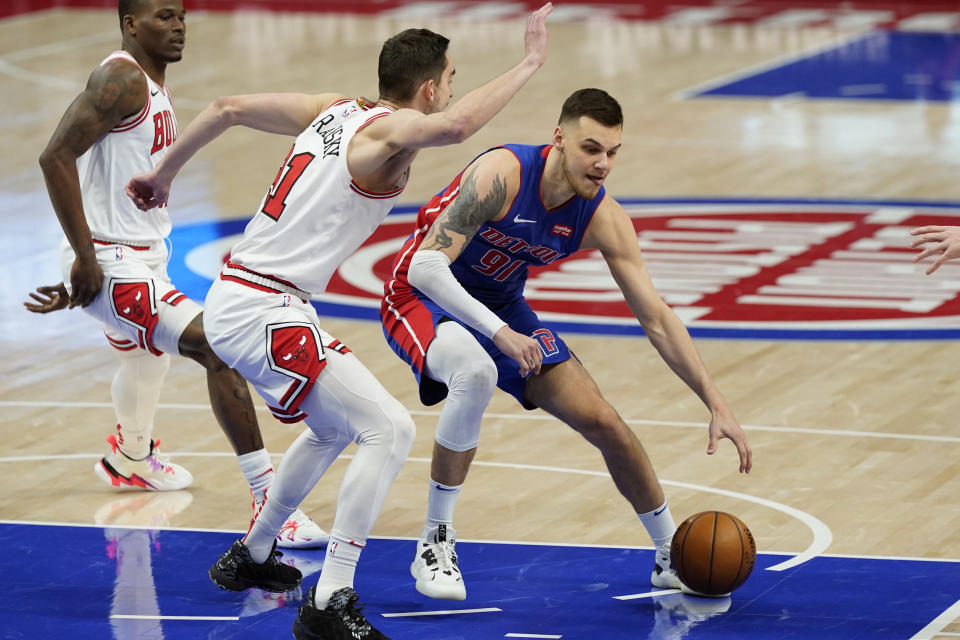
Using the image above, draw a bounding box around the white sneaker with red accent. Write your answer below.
[276,508,329,549]
[94,435,193,491]
[252,492,329,549]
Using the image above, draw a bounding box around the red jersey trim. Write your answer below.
[350,180,405,199]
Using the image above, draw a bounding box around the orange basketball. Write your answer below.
[671,511,756,596]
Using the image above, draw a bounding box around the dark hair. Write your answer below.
[118,0,149,25]
[558,88,623,127]
[378,29,450,103]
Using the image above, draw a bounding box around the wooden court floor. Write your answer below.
[0,3,958,585]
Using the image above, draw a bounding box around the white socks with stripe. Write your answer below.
[422,480,462,539]
[237,449,274,505]
[313,535,364,609]
[637,500,677,549]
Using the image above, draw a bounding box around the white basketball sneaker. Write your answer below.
[94,435,193,491]
[411,524,466,600]
[252,492,329,549]
[651,544,682,589]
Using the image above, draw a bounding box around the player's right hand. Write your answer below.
[492,326,543,377]
[24,282,69,314]
[125,171,169,211]
[69,256,103,308]
[523,3,552,68]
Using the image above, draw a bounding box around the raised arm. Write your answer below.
[126,91,344,210]
[347,3,551,177]
[39,59,147,308]
[582,197,753,473]
[407,151,543,376]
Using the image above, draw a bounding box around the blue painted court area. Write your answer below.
[2,522,958,639]
[694,32,960,102]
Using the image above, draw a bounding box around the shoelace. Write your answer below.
[342,595,371,629]
[429,540,458,575]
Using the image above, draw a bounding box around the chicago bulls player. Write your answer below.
[35,0,326,548]
[125,5,552,638]
[380,89,753,600]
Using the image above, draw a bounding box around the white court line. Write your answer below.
[909,599,960,640]
[111,614,239,621]
[1,519,958,565]
[0,450,831,570]
[614,589,680,600]
[1,400,956,444]
[505,634,563,639]
[382,607,502,618]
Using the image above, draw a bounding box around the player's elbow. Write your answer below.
[210,96,241,126]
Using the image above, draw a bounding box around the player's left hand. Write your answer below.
[707,408,752,473]
[125,170,170,211]
[910,225,960,274]
[24,282,69,313]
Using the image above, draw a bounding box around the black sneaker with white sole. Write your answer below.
[293,586,390,640]
[208,539,302,593]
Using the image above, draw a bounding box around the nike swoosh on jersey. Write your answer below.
[150,89,159,96]
[513,214,536,223]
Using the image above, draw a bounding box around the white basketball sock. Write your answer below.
[638,500,677,549]
[422,480,462,539]
[313,535,364,608]
[237,449,274,504]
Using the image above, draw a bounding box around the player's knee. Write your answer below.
[178,323,223,370]
[449,358,498,396]
[574,405,629,448]
[358,401,415,461]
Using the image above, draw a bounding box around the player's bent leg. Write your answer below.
[179,313,329,549]
[524,358,681,589]
[408,322,496,600]
[177,313,263,455]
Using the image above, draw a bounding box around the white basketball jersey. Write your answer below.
[77,51,178,243]
[228,99,404,295]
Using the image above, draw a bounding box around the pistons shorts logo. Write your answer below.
[110,279,161,355]
[532,328,559,357]
[265,323,327,423]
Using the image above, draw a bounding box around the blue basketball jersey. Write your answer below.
[448,144,605,305]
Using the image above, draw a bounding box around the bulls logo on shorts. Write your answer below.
[110,279,162,355]
[265,322,327,423]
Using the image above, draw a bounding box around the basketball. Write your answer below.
[671,511,756,596]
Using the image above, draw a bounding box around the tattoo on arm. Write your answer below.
[422,167,508,251]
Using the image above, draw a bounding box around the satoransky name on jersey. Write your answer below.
[311,112,344,158]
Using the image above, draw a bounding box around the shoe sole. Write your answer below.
[410,562,466,601]
[275,534,330,550]
[208,566,302,593]
[94,459,193,491]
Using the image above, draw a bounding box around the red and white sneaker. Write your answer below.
[94,435,193,491]
[252,491,329,549]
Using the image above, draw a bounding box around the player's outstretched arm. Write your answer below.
[407,153,543,377]
[39,59,147,308]
[125,92,344,210]
[910,225,960,274]
[350,2,551,174]
[584,197,753,473]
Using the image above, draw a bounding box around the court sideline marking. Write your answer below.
[1,400,956,444]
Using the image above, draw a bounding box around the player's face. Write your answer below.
[429,56,455,113]
[556,116,622,199]
[131,0,187,63]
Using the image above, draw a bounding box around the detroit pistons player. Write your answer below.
[125,5,552,638]
[36,0,326,548]
[380,89,753,600]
